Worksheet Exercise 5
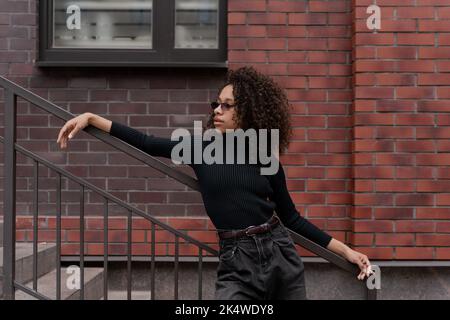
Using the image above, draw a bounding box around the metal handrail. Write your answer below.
[0,75,377,300]
[0,76,200,191]
[0,135,217,255]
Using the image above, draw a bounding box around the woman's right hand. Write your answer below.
[56,112,92,149]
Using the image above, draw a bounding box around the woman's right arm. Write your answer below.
[88,112,112,133]
[57,112,183,159]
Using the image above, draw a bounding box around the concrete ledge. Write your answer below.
[69,260,450,300]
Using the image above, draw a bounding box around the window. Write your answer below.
[38,0,227,67]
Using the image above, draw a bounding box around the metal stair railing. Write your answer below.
[0,76,378,300]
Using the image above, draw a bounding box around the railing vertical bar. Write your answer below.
[32,160,38,291]
[79,185,85,300]
[3,89,17,300]
[151,222,155,300]
[56,173,62,300]
[367,287,378,300]
[198,248,203,300]
[174,236,179,300]
[103,198,108,300]
[127,209,132,300]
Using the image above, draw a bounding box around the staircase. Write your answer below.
[0,221,104,300]
[0,76,378,300]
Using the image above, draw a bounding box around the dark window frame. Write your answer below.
[37,0,228,67]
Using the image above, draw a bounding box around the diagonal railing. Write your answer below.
[0,75,378,300]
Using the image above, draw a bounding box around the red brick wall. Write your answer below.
[1,0,450,260]
[352,0,450,260]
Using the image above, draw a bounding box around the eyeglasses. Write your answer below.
[210,101,236,111]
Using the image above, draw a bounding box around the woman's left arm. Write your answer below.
[327,238,374,280]
[269,163,374,280]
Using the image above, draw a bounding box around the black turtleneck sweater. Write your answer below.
[109,121,332,248]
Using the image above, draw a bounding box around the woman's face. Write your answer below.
[213,84,239,133]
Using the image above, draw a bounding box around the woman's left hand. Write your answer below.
[344,248,374,280]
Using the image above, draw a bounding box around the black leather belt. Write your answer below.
[218,215,280,240]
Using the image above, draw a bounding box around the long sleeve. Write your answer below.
[109,120,181,159]
[269,163,332,248]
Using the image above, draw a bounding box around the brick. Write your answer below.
[350,233,374,246]
[352,247,394,260]
[396,114,434,126]
[374,208,414,220]
[396,167,433,179]
[374,73,416,86]
[396,247,434,259]
[354,140,394,152]
[398,34,435,46]
[228,50,267,62]
[418,74,450,86]
[396,141,434,153]
[228,13,246,24]
[354,166,395,179]
[419,47,450,59]
[416,234,450,246]
[356,87,395,99]
[307,179,347,192]
[248,38,286,50]
[354,193,394,206]
[397,7,435,19]
[418,208,450,220]
[397,194,434,206]
[377,47,417,59]
[309,0,348,12]
[267,26,307,38]
[327,193,352,206]
[436,248,450,260]
[288,13,327,25]
[396,220,435,233]
[376,127,415,139]
[352,207,372,219]
[355,33,395,45]
[228,0,266,12]
[267,1,306,12]
[419,21,450,32]
[354,114,394,125]
[291,192,325,204]
[228,26,266,37]
[375,233,414,246]
[288,38,327,50]
[396,87,435,99]
[186,230,219,243]
[354,220,394,232]
[417,154,450,165]
[248,13,287,25]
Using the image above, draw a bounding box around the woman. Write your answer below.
[57,66,373,300]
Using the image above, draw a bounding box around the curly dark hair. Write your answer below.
[204,66,293,154]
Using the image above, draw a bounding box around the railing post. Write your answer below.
[3,89,17,300]
[366,287,378,300]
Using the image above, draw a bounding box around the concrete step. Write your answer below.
[0,242,57,297]
[101,290,151,300]
[15,267,104,300]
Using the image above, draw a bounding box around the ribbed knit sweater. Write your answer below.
[109,121,332,248]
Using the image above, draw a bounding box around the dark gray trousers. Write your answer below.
[215,222,307,300]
